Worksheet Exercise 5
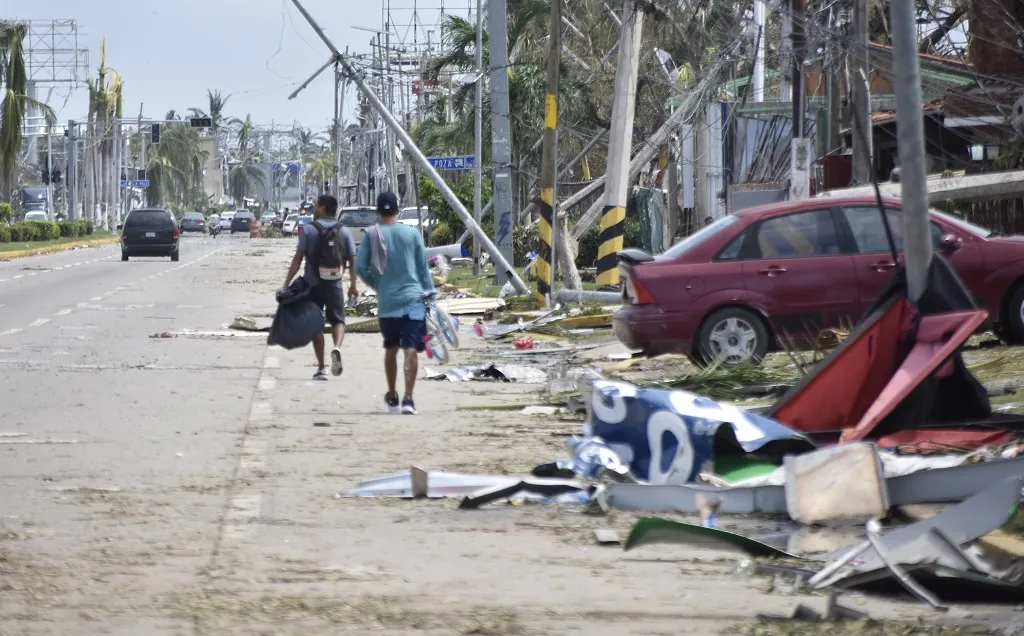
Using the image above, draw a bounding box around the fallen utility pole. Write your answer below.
[287,0,530,295]
[534,0,562,306]
[889,0,932,301]
[596,0,644,288]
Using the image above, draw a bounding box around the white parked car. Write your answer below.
[219,212,235,231]
[281,214,299,236]
[24,211,48,222]
[396,206,432,230]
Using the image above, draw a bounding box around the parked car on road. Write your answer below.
[24,211,47,222]
[339,207,378,249]
[613,195,1024,367]
[120,208,179,262]
[282,214,299,236]
[179,211,206,233]
[219,212,235,231]
[231,210,255,234]
[396,206,432,230]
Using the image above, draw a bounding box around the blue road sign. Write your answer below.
[133,180,150,188]
[426,155,475,171]
[119,180,131,188]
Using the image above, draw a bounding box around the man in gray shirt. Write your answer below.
[283,194,357,380]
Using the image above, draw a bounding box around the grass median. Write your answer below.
[0,231,118,260]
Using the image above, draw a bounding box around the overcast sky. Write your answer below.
[2,0,457,134]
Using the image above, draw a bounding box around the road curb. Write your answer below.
[0,236,120,261]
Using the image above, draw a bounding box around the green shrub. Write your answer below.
[10,223,38,242]
[58,221,80,238]
[261,226,283,239]
[430,221,453,246]
[28,221,60,241]
[0,225,10,242]
[78,220,93,235]
[0,202,11,224]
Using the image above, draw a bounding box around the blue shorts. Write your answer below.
[379,315,427,351]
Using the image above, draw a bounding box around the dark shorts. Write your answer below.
[379,315,427,351]
[309,282,346,326]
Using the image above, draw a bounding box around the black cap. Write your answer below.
[377,191,398,213]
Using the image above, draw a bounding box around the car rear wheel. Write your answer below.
[695,307,769,368]
[1002,283,1024,344]
[121,251,129,262]
[171,251,179,262]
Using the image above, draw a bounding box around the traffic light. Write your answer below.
[152,123,161,144]
[41,166,50,185]
[189,117,212,128]
[50,168,61,184]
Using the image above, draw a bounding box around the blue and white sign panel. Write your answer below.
[586,380,812,484]
[119,180,131,188]
[133,180,150,188]
[427,155,475,171]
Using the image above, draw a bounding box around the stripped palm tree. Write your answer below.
[146,121,207,207]
[0,22,56,202]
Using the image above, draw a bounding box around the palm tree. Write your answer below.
[188,88,229,131]
[0,22,56,202]
[228,159,264,205]
[146,121,207,207]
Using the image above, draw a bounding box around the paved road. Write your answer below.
[0,237,1004,635]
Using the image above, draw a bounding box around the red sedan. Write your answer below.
[613,195,1024,366]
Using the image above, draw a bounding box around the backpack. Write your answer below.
[312,221,348,281]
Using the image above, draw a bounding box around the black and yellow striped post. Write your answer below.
[595,204,625,288]
[534,0,561,306]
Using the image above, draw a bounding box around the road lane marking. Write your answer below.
[257,376,276,392]
[264,356,279,369]
[13,274,23,279]
[176,304,202,309]
[0,328,22,336]
[29,318,50,327]
[54,308,73,316]
[248,399,273,422]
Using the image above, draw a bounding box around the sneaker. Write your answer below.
[330,348,343,376]
[384,392,400,414]
[401,397,417,415]
[313,368,329,381]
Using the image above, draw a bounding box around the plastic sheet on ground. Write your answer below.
[423,364,548,384]
[576,379,813,485]
[723,451,971,488]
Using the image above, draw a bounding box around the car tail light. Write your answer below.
[623,265,655,305]
[173,227,179,238]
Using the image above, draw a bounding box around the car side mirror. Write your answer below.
[938,233,962,253]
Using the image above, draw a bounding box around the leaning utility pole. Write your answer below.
[597,0,644,289]
[851,0,873,184]
[890,0,931,301]
[534,0,562,305]
[472,0,484,275]
[489,0,516,283]
[287,0,531,295]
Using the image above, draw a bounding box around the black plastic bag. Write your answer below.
[267,299,324,350]
[276,277,312,305]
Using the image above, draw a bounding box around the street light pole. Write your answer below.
[472,0,484,275]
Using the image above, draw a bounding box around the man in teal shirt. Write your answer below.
[355,192,435,414]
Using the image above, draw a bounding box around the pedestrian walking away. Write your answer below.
[355,191,435,415]
[282,193,357,380]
